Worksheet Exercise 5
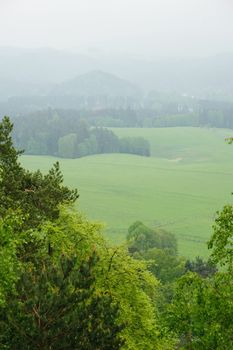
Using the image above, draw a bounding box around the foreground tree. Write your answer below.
[208,204,233,269]
[0,252,124,350]
[167,271,233,350]
[166,205,233,350]
[0,208,172,349]
[0,116,78,227]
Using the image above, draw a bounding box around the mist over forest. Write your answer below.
[1,47,233,101]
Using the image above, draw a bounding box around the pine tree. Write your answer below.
[0,252,124,350]
[0,116,78,227]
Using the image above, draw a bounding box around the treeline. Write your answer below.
[57,130,150,158]
[0,90,197,116]
[11,99,233,140]
[12,112,150,158]
[198,99,233,128]
[82,100,233,128]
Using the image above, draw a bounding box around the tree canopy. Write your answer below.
[0,116,78,227]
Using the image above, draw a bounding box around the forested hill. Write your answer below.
[50,70,141,98]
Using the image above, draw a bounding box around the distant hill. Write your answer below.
[0,47,233,102]
[50,70,141,97]
[0,47,97,101]
[0,71,142,113]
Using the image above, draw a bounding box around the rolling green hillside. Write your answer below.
[21,127,233,258]
[112,127,233,162]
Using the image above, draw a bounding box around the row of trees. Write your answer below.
[12,99,233,141]
[0,90,197,116]
[13,112,150,158]
[58,129,150,158]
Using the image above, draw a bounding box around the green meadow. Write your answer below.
[21,127,233,258]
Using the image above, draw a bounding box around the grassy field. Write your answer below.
[21,127,233,258]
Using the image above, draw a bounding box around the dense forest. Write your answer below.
[0,116,233,349]
[12,112,150,158]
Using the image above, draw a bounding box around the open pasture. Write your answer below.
[21,127,233,258]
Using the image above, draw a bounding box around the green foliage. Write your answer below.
[127,221,177,254]
[119,137,150,156]
[0,203,126,349]
[98,247,162,350]
[0,117,24,212]
[167,271,233,350]
[58,133,78,158]
[0,207,170,349]
[167,199,233,349]
[127,221,161,252]
[127,222,184,286]
[0,116,78,227]
[27,136,48,155]
[45,211,167,349]
[0,252,124,350]
[0,214,24,305]
[208,204,233,268]
[185,256,217,278]
[144,248,185,284]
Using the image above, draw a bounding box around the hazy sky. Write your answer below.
[0,0,233,57]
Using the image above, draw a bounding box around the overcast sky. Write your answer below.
[0,0,233,57]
